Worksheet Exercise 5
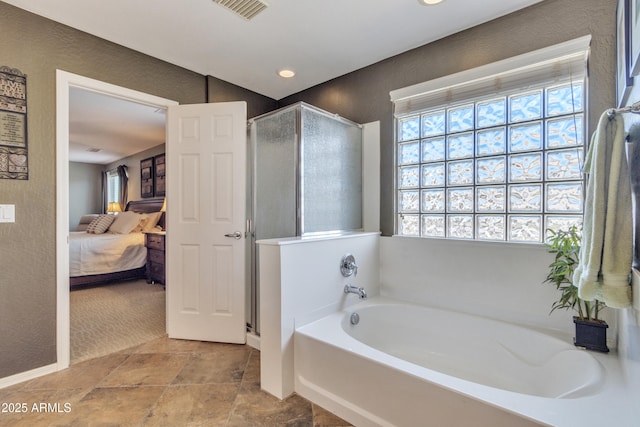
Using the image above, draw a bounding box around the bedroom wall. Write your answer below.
[0,2,274,380]
[105,144,166,203]
[69,162,103,230]
[280,0,616,237]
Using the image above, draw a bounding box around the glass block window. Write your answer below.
[396,81,585,243]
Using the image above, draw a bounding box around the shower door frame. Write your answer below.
[247,102,363,335]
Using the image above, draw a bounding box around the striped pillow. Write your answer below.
[86,214,115,234]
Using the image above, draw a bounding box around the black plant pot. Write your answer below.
[573,317,609,352]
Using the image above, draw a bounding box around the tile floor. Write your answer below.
[0,336,352,427]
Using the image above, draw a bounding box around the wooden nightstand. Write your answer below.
[145,231,166,286]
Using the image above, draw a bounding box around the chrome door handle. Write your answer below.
[224,231,242,240]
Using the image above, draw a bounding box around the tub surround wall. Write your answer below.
[258,232,380,399]
[619,310,640,417]
[617,261,640,412]
[379,236,617,344]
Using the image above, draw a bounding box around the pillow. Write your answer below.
[141,211,163,232]
[108,211,142,234]
[86,214,116,234]
[77,214,100,231]
[131,217,149,233]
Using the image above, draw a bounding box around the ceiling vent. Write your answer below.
[213,0,268,20]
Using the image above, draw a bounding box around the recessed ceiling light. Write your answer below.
[418,0,444,5]
[278,69,296,78]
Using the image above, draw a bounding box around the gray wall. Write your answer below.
[281,0,616,236]
[207,75,278,119]
[0,2,272,379]
[69,162,103,229]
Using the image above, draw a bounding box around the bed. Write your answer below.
[69,199,165,287]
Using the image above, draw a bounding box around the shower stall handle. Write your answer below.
[224,231,242,240]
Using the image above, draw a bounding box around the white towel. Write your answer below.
[572,110,632,308]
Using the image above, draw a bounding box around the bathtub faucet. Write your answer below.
[344,284,367,299]
[340,254,358,277]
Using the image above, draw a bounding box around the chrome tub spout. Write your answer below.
[344,284,367,299]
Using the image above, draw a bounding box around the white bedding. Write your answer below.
[69,231,147,277]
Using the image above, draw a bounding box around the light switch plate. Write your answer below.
[0,204,15,223]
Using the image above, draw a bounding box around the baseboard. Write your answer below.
[0,363,59,389]
[247,332,260,350]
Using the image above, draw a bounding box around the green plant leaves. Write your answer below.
[543,226,603,320]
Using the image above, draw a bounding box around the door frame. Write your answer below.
[55,70,178,370]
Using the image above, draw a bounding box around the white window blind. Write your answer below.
[390,36,591,117]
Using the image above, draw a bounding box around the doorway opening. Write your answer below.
[56,70,178,370]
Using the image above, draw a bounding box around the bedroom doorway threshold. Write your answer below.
[56,70,178,371]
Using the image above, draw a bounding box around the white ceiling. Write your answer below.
[4,0,544,163]
[68,88,166,164]
[6,0,543,100]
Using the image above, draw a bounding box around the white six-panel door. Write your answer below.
[166,101,247,343]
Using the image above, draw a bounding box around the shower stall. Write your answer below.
[247,102,363,334]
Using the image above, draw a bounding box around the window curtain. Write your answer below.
[101,165,129,213]
[101,170,108,214]
[117,164,128,211]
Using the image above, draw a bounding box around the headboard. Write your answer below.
[125,198,166,229]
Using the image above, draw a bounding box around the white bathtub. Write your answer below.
[294,297,632,426]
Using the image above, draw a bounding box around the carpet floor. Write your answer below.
[70,279,166,364]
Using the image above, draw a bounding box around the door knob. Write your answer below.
[224,231,242,239]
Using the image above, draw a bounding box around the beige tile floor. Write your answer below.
[0,336,352,427]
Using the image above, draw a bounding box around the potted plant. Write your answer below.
[544,226,608,352]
